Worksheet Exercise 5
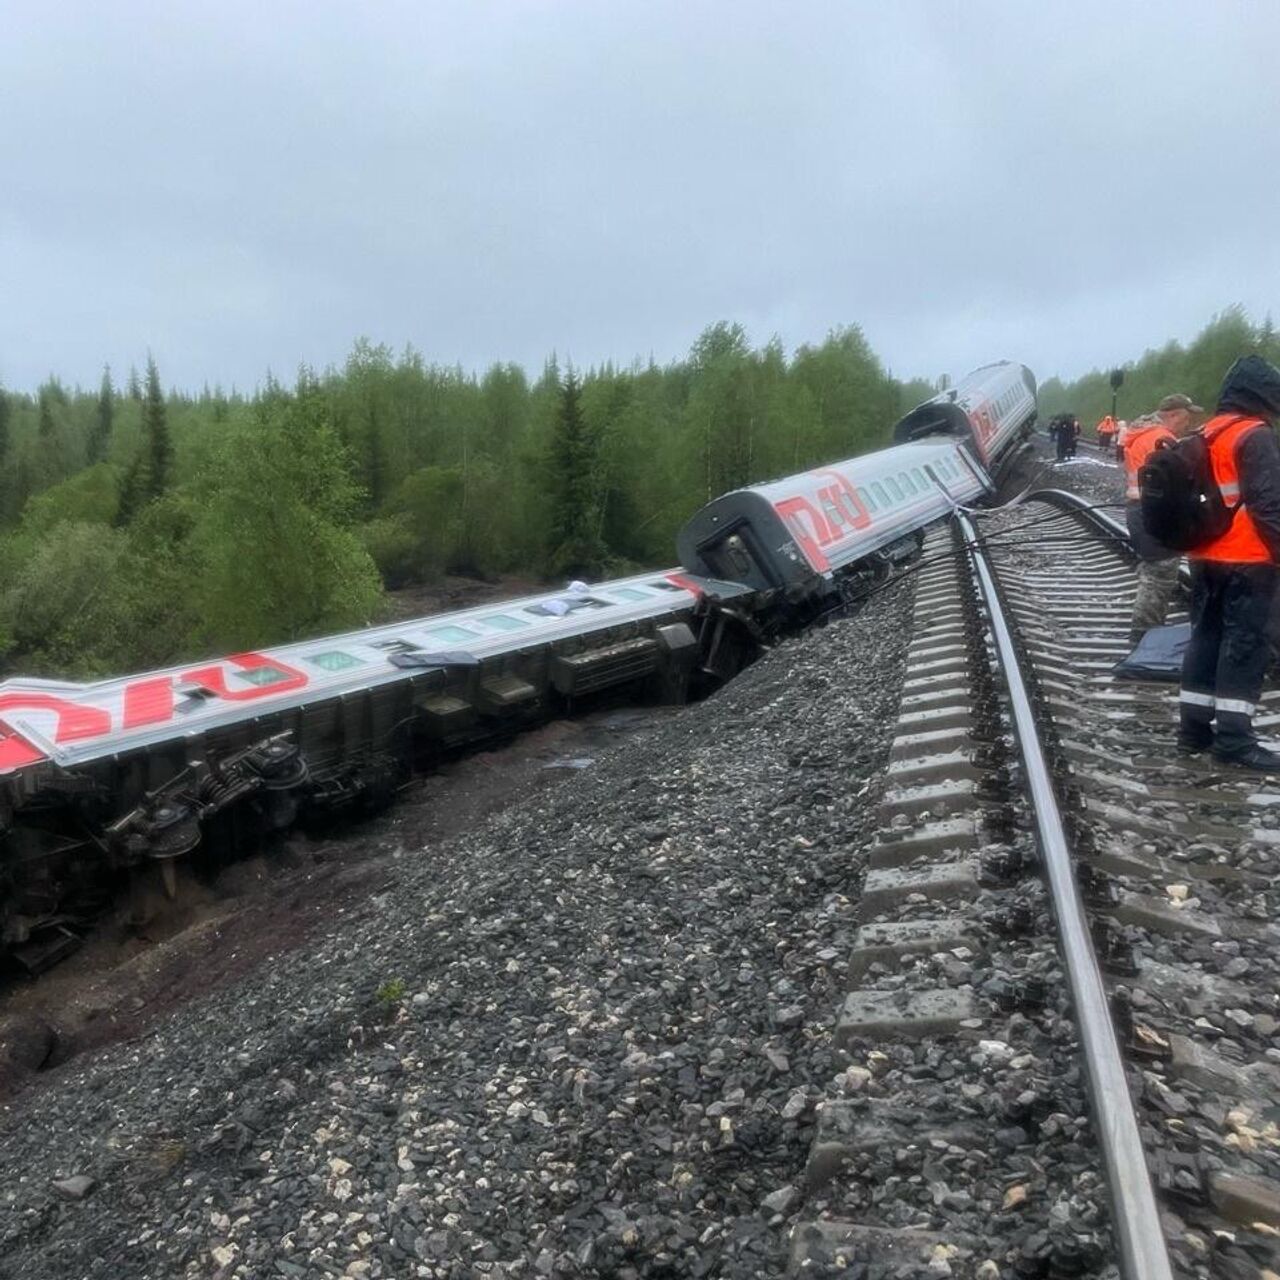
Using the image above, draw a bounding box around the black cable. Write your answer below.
[810,500,1136,622]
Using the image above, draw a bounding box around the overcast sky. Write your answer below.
[1,1,1277,394]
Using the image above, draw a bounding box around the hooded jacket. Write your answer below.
[1214,356,1280,562]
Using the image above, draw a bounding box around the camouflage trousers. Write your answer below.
[1131,557,1181,636]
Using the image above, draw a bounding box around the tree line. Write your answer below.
[0,324,926,678]
[1039,306,1280,431]
[4,307,1273,681]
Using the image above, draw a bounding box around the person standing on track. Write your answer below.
[1050,414,1071,461]
[1096,414,1118,455]
[1115,418,1131,465]
[1179,356,1280,769]
[1125,394,1202,645]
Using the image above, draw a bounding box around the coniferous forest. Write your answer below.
[0,308,1273,679]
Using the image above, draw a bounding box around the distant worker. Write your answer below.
[1096,414,1118,456]
[1050,414,1073,462]
[1066,415,1080,459]
[1114,419,1131,466]
[1179,356,1280,769]
[1124,394,1202,645]
[1050,413,1076,461]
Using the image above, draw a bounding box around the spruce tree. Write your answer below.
[88,366,114,464]
[547,369,605,574]
[127,365,142,401]
[114,453,147,526]
[0,386,9,461]
[38,392,55,440]
[143,355,172,499]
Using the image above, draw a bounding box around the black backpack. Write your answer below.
[1138,418,1247,551]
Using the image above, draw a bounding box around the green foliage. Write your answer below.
[87,367,114,465]
[547,370,607,576]
[0,321,969,678]
[375,978,407,1005]
[1041,307,1276,427]
[0,523,137,676]
[359,513,421,588]
[184,390,382,651]
[143,355,172,501]
[22,464,119,533]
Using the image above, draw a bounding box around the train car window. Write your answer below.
[479,614,529,631]
[428,624,483,642]
[912,468,927,489]
[871,481,890,506]
[649,580,684,591]
[899,471,917,495]
[608,587,649,601]
[856,486,877,512]
[884,476,903,501]
[306,650,366,672]
[233,666,296,687]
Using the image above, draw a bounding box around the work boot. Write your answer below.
[1177,708,1214,755]
[1213,744,1280,772]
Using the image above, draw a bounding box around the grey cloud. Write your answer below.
[1,0,1276,393]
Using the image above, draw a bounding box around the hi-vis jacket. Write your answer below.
[1123,421,1174,500]
[1194,414,1280,564]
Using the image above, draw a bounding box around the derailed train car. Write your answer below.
[677,438,990,619]
[0,575,721,969]
[0,363,1034,970]
[893,360,1037,474]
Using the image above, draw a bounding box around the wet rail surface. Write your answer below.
[790,501,1280,1279]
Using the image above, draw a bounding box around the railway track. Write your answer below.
[791,499,1280,1279]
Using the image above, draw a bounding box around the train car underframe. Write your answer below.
[0,542,937,975]
[0,598,731,972]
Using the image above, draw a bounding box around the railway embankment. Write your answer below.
[0,579,915,1279]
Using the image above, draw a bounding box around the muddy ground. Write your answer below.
[0,696,676,1100]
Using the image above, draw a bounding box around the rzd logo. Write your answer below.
[774,469,872,572]
[0,653,309,770]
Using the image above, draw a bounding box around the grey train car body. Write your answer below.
[892,360,1037,472]
[676,439,990,596]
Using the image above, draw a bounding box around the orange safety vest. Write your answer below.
[1193,413,1271,564]
[1097,416,1116,438]
[1123,422,1175,499]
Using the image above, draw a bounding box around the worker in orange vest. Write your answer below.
[1115,419,1133,464]
[1179,356,1280,768]
[1125,394,1202,644]
[1096,414,1118,456]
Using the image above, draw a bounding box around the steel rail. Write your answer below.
[1020,488,1131,545]
[1018,489,1193,591]
[955,509,1174,1280]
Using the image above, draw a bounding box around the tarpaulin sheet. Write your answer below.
[1112,623,1190,682]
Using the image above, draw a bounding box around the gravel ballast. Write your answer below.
[0,581,916,1280]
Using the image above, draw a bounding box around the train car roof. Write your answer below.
[726,438,974,502]
[0,570,709,773]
